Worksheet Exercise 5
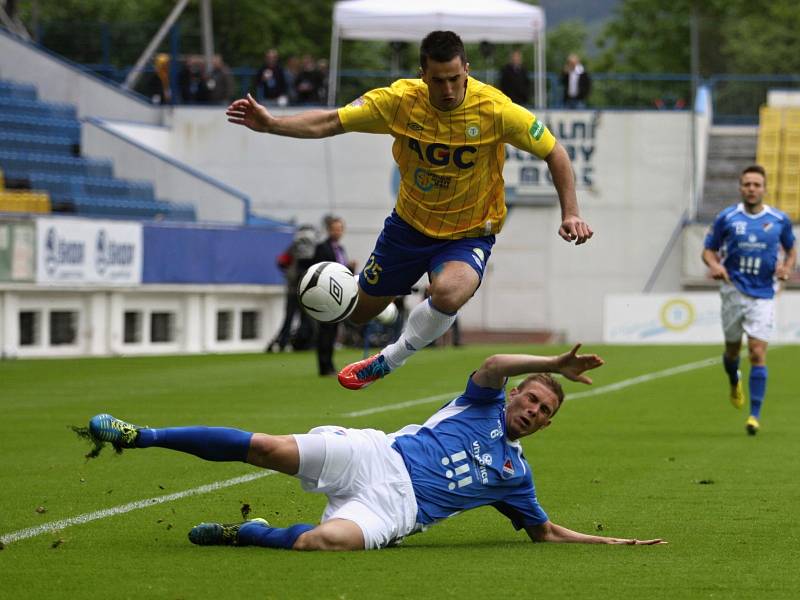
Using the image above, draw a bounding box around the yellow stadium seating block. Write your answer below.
[759,106,784,129]
[757,129,781,152]
[780,152,800,174]
[785,108,800,130]
[779,171,800,194]
[784,130,800,153]
[756,148,779,166]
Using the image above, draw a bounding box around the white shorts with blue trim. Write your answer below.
[293,426,418,550]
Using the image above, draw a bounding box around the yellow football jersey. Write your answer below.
[338,77,556,239]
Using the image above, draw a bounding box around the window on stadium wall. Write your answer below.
[49,311,77,346]
[150,312,175,344]
[124,311,142,344]
[240,311,259,341]
[19,311,39,346]
[216,311,233,342]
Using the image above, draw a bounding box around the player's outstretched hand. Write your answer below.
[556,343,604,385]
[226,93,272,132]
[558,215,593,245]
[608,538,668,545]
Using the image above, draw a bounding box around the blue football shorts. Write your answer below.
[358,211,496,297]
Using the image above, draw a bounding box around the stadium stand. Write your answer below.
[757,107,800,220]
[0,78,195,221]
[0,168,50,214]
[699,127,758,220]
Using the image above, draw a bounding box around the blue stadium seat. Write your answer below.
[0,80,38,101]
[0,150,113,178]
[167,202,197,221]
[71,196,184,220]
[0,131,75,155]
[0,96,77,120]
[0,78,196,223]
[0,114,80,144]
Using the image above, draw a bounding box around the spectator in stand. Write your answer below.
[561,54,591,109]
[284,55,301,105]
[140,53,173,105]
[253,49,289,106]
[313,216,356,376]
[179,55,211,104]
[499,49,530,105]
[295,54,324,105]
[316,58,329,104]
[205,55,236,104]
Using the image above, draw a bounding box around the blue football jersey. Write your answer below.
[389,376,548,530]
[704,203,795,299]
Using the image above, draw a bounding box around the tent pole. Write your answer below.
[123,0,190,91]
[535,28,546,109]
[200,0,214,74]
[327,25,341,106]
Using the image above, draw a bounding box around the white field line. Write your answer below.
[343,356,719,418]
[1,470,275,546]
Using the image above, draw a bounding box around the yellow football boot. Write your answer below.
[729,380,744,409]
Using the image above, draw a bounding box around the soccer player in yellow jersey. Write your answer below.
[227,31,593,390]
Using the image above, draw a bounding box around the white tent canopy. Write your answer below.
[328,0,546,107]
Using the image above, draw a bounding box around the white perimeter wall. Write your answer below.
[1,285,284,358]
[99,107,694,342]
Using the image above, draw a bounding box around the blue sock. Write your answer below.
[749,366,767,419]
[723,354,740,385]
[238,521,315,550]
[135,426,252,462]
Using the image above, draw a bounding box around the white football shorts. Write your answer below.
[720,283,775,343]
[293,426,418,550]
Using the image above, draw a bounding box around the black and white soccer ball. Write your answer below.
[298,261,359,323]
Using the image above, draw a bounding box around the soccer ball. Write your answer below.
[298,261,359,323]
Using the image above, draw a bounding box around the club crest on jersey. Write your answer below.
[349,96,366,107]
[502,459,515,477]
[762,222,773,232]
[465,123,480,138]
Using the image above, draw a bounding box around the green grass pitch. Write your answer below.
[1,344,799,599]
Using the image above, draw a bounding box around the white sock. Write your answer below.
[381,299,456,370]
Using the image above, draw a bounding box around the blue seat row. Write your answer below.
[0,114,80,144]
[0,96,77,120]
[0,131,76,156]
[0,151,113,179]
[0,80,37,101]
[25,173,155,202]
[70,195,195,221]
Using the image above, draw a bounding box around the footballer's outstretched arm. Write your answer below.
[525,521,666,545]
[226,93,344,138]
[545,142,593,245]
[471,344,604,390]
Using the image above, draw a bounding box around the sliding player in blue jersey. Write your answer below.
[702,165,796,435]
[87,345,664,550]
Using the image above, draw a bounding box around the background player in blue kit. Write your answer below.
[702,165,796,435]
[87,344,665,550]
